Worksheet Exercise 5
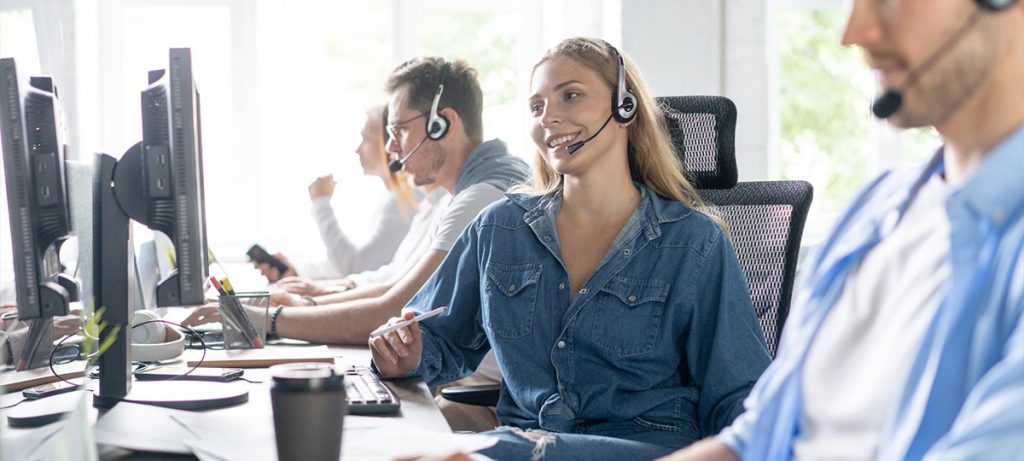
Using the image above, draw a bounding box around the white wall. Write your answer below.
[622,0,772,181]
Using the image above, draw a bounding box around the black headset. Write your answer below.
[977,0,1016,11]
[425,61,451,141]
[608,44,638,124]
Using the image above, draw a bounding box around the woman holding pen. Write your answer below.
[370,37,770,460]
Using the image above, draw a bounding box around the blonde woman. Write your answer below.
[261,105,422,291]
[371,38,770,459]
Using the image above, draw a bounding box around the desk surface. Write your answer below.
[1,344,451,460]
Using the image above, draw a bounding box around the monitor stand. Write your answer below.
[8,381,248,427]
[92,380,249,410]
[92,151,245,411]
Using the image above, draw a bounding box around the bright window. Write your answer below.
[3,0,617,272]
[775,5,941,239]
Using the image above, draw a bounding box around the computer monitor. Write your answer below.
[0,57,79,370]
[94,48,243,409]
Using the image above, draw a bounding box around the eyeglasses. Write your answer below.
[385,112,427,143]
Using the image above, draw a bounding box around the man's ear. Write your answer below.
[439,107,462,137]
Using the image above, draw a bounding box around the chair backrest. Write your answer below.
[658,96,813,356]
[657,96,738,189]
[698,182,812,356]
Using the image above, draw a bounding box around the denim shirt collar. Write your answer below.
[505,181,691,239]
[505,182,692,271]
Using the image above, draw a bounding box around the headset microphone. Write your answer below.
[388,135,429,172]
[566,42,638,155]
[872,8,985,119]
[566,113,614,155]
[388,59,453,172]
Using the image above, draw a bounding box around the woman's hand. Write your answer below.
[270,290,304,307]
[308,174,337,200]
[278,277,328,296]
[369,311,423,378]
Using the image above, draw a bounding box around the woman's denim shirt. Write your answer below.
[409,182,771,448]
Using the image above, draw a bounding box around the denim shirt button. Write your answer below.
[623,248,631,257]
[543,235,552,242]
[579,288,588,295]
[508,284,517,292]
[627,294,637,303]
[557,340,566,349]
[558,282,565,290]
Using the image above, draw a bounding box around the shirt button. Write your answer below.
[623,248,631,257]
[557,341,566,349]
[543,235,552,242]
[508,284,517,292]
[558,282,565,290]
[627,294,637,303]
[579,288,588,295]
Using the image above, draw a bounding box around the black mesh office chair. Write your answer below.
[659,95,812,356]
[442,96,812,407]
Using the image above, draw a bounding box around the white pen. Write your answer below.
[370,306,448,338]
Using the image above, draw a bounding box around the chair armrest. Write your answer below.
[440,384,500,407]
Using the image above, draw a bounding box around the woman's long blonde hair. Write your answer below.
[519,37,726,232]
[370,105,418,219]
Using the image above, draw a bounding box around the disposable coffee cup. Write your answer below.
[270,363,346,460]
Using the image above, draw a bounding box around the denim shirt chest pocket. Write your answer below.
[591,276,670,357]
[483,262,541,339]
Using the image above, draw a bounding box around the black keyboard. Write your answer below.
[345,366,400,415]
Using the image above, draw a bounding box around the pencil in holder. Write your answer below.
[218,291,269,349]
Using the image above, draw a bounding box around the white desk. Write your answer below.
[1,345,454,460]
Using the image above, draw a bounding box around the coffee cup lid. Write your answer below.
[269,362,343,390]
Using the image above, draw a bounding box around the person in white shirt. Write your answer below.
[255,104,419,284]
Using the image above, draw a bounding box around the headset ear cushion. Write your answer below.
[130,310,185,362]
[132,310,164,344]
[615,91,638,123]
[978,0,1015,10]
[428,114,449,140]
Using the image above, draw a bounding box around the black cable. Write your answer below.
[0,398,27,410]
[47,318,210,386]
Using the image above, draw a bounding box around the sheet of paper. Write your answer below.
[93,401,201,454]
[33,392,98,461]
[1,423,63,461]
[173,412,496,461]
[1,392,98,461]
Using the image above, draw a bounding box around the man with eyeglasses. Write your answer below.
[266,56,527,341]
[187,57,528,431]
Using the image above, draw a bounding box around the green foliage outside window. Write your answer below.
[778,9,873,213]
[778,9,941,217]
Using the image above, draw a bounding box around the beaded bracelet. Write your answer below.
[269,305,285,338]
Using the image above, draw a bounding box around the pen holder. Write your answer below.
[217,291,269,350]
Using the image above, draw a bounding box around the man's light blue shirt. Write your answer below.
[719,123,1024,460]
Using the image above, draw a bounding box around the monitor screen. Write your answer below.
[1,58,76,370]
[0,58,73,321]
[136,48,210,307]
[94,48,213,405]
